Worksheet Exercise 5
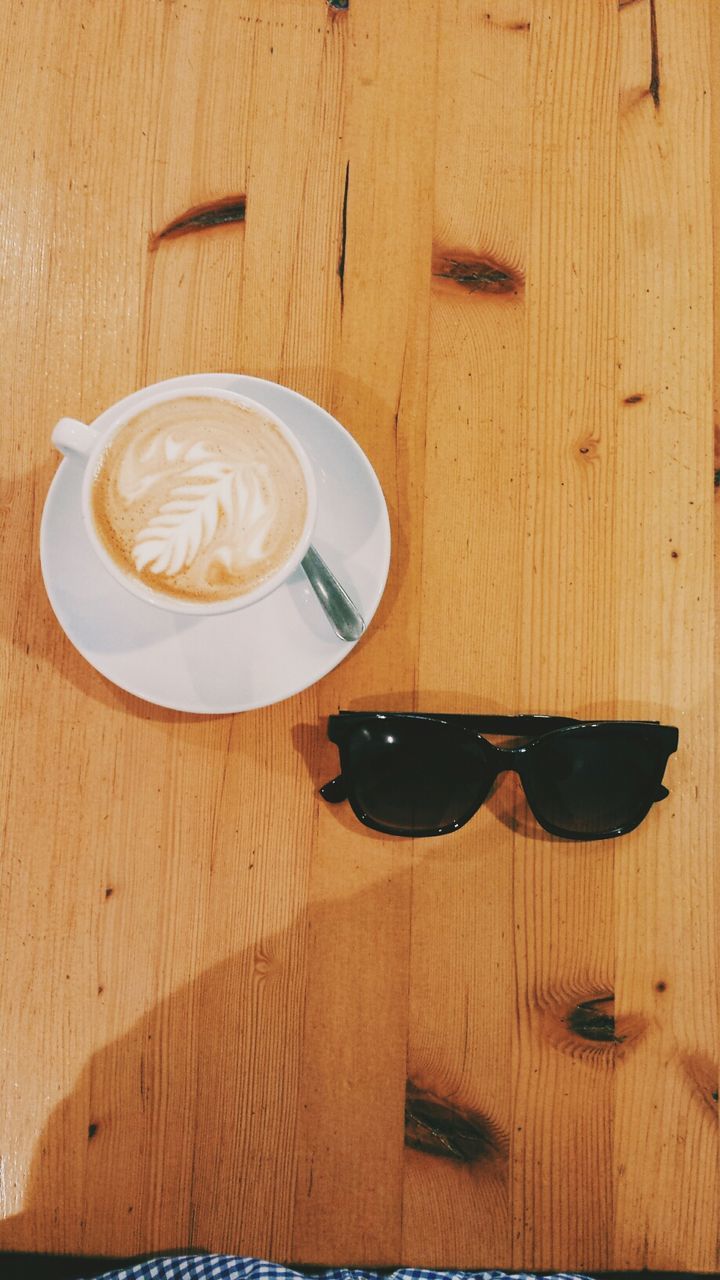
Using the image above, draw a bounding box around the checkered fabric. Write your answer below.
[94,1257,594,1280]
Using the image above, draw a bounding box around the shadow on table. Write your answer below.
[0,851,678,1279]
[0,868,420,1265]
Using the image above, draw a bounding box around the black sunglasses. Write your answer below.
[321,712,678,840]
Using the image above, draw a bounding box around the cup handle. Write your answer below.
[52,416,99,459]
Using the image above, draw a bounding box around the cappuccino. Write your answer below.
[90,395,308,604]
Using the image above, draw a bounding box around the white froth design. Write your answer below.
[118,435,214,504]
[130,434,276,578]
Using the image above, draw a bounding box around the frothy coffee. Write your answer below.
[90,395,308,603]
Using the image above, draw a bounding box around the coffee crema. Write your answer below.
[91,395,308,603]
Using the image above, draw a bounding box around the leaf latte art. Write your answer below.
[91,396,308,603]
[131,452,277,577]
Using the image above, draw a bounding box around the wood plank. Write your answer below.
[402,0,529,1266]
[511,2,619,1269]
[290,0,437,1262]
[613,0,718,1269]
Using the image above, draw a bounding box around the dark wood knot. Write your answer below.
[432,246,523,297]
[405,1082,507,1163]
[540,989,648,1062]
[150,195,247,248]
[567,994,621,1043]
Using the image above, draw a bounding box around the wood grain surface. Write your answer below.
[0,0,716,1271]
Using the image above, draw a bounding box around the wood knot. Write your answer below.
[577,438,599,460]
[567,995,620,1043]
[405,1082,507,1163]
[150,195,247,248]
[432,245,523,297]
[253,943,280,980]
[540,990,648,1063]
[623,393,645,405]
[679,1052,718,1120]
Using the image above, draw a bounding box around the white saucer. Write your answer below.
[40,374,391,713]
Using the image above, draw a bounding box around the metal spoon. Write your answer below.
[301,544,365,642]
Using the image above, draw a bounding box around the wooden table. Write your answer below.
[1,0,717,1272]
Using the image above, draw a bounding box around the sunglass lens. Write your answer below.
[345,719,493,835]
[525,727,668,837]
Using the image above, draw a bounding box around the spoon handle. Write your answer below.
[301,545,365,642]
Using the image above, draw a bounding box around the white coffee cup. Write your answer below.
[52,385,318,616]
